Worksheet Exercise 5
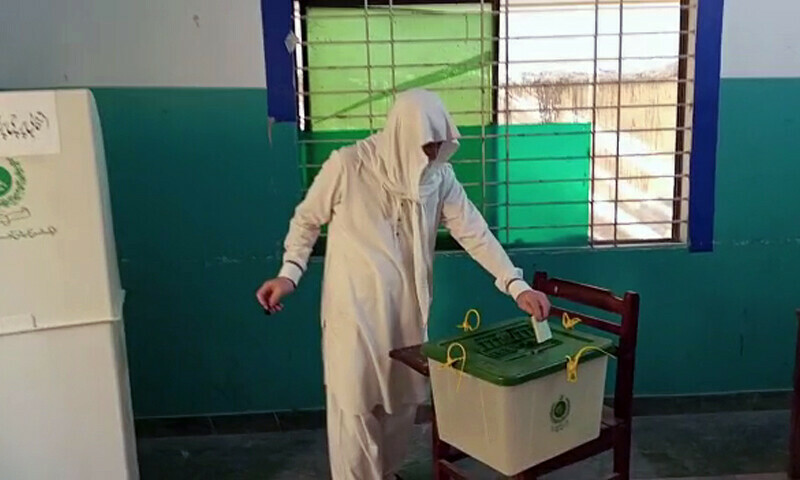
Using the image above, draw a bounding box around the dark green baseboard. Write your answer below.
[628,390,792,416]
[135,390,792,439]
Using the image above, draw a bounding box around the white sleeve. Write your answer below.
[440,166,533,299]
[278,153,343,286]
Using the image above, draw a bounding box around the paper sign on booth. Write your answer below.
[0,91,61,157]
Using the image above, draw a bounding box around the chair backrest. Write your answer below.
[533,271,641,421]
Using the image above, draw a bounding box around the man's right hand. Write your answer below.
[256,277,296,314]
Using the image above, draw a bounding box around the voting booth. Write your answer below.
[423,318,612,476]
[0,90,138,479]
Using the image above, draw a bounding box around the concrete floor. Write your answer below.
[137,410,791,479]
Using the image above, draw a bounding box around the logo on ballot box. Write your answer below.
[550,395,571,432]
[0,158,26,209]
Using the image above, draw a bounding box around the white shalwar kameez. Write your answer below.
[278,90,533,479]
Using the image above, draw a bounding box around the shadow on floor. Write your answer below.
[137,410,791,479]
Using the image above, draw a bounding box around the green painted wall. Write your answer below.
[94,79,800,418]
[496,123,591,247]
[93,88,305,417]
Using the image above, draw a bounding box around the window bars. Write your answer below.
[292,0,696,248]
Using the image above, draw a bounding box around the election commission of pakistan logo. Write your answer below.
[550,395,571,427]
[0,158,26,209]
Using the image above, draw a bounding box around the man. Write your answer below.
[256,90,550,479]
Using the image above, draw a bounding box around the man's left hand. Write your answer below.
[516,290,551,320]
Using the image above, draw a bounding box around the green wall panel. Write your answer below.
[92,79,800,418]
[496,123,591,247]
[300,123,589,243]
[92,88,322,416]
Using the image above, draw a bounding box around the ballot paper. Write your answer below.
[531,316,553,343]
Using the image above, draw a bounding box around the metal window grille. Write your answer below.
[292,0,696,250]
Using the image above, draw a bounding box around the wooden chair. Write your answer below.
[390,271,641,480]
[789,309,800,479]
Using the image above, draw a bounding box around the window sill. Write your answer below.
[308,237,688,260]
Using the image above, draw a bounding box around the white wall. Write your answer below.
[0,0,266,89]
[722,0,800,78]
[4,0,799,89]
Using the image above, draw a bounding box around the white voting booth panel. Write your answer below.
[0,90,138,480]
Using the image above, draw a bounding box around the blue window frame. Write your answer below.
[688,0,724,252]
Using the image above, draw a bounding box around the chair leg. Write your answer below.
[438,460,470,480]
[791,390,800,478]
[613,425,632,480]
[512,473,537,479]
[789,310,800,479]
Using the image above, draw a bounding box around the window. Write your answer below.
[289,0,698,250]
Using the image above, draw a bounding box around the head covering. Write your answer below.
[351,90,461,321]
[356,89,460,201]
